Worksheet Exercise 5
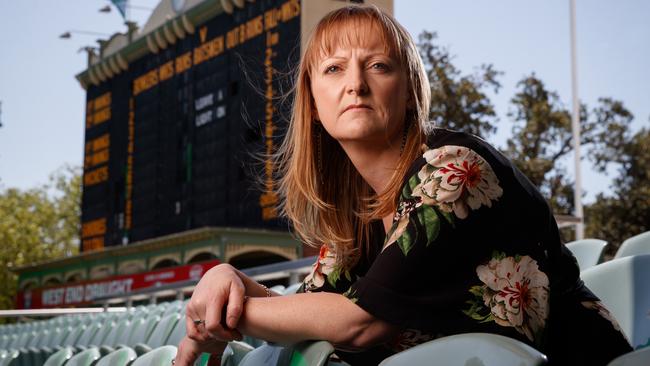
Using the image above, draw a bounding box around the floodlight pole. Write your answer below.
[570,0,584,239]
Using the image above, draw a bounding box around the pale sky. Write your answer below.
[0,0,648,204]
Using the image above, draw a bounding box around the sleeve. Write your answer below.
[342,143,549,338]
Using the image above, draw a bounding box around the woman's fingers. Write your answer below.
[204,291,243,341]
[186,299,212,342]
[226,281,246,329]
[174,336,202,366]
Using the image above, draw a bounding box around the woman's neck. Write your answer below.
[339,140,402,196]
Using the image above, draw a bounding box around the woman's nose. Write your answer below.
[346,66,368,95]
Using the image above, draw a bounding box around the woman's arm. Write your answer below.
[234,292,401,350]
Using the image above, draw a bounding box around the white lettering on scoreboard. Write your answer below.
[41,278,135,306]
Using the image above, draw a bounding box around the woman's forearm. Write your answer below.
[236,292,399,349]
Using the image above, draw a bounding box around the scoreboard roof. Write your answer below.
[76,0,236,90]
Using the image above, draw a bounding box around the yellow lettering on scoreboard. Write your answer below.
[82,218,106,239]
[85,134,110,154]
[159,60,175,82]
[193,35,224,66]
[94,92,111,110]
[82,236,104,252]
[175,52,192,74]
[84,148,109,169]
[133,69,159,96]
[84,166,109,186]
[86,92,112,129]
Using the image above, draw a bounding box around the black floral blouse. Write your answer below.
[299,128,632,365]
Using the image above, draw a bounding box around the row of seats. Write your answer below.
[0,300,188,366]
[565,230,650,271]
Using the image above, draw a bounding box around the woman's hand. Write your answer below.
[174,336,227,366]
[185,263,246,342]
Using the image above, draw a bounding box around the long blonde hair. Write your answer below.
[275,5,431,268]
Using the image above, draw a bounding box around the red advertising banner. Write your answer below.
[15,260,220,309]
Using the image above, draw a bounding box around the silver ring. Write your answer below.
[193,319,205,326]
[171,359,175,365]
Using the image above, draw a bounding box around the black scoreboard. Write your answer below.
[81,0,300,251]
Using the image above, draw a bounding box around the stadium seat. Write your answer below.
[134,313,181,354]
[221,341,255,366]
[43,346,74,366]
[165,312,188,348]
[581,254,650,349]
[607,346,650,366]
[65,347,101,366]
[131,345,177,366]
[237,341,335,366]
[565,238,607,271]
[615,231,650,259]
[0,349,19,366]
[377,333,547,366]
[95,347,137,366]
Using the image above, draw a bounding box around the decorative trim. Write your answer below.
[101,62,114,79]
[108,57,121,75]
[154,30,168,50]
[172,19,186,39]
[116,53,128,71]
[181,14,195,34]
[146,35,160,54]
[220,0,234,14]
[94,65,106,82]
[233,0,245,8]
[163,23,177,44]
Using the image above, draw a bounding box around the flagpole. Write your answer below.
[570,0,584,239]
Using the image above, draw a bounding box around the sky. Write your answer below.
[0,0,648,204]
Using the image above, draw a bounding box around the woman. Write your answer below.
[174,5,632,365]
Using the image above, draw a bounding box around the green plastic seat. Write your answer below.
[615,231,650,259]
[96,347,137,366]
[607,346,650,366]
[65,347,102,366]
[237,341,335,366]
[377,333,547,366]
[134,313,181,354]
[43,346,74,366]
[126,313,161,347]
[165,314,186,347]
[221,341,255,366]
[581,254,650,349]
[565,238,607,271]
[131,345,177,366]
[0,349,19,366]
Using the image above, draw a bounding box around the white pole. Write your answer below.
[570,0,584,239]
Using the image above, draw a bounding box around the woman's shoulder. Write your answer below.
[403,127,513,183]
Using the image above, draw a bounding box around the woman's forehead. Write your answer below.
[312,19,396,62]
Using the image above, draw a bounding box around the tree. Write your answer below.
[585,127,650,256]
[417,31,502,139]
[505,75,634,217]
[0,165,81,316]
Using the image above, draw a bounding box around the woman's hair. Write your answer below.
[275,5,431,268]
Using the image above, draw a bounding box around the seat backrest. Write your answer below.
[162,300,184,317]
[0,349,20,366]
[165,314,186,347]
[61,324,87,347]
[565,239,608,271]
[95,347,137,366]
[615,231,650,259]
[607,345,650,366]
[65,347,102,366]
[221,341,255,366]
[75,322,101,347]
[131,345,177,366]
[8,330,31,349]
[43,346,74,366]
[88,318,116,347]
[378,333,547,366]
[146,313,181,348]
[581,254,650,349]
[102,317,132,347]
[126,312,161,345]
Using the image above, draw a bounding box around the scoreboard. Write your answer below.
[81,0,300,252]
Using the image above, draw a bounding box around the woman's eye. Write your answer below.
[325,65,340,74]
[371,63,389,70]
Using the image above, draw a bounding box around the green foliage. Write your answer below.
[585,128,650,256]
[0,165,81,316]
[417,31,502,138]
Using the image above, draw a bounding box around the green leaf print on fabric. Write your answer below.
[464,251,550,343]
[397,228,414,256]
[343,288,359,303]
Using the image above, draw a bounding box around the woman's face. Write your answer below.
[310,24,409,149]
